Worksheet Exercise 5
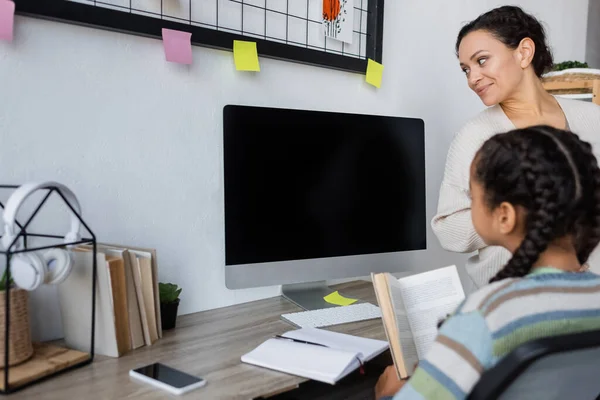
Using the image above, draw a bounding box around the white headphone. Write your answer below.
[2,182,82,291]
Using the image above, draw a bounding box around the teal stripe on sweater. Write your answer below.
[479,273,600,314]
[492,309,600,339]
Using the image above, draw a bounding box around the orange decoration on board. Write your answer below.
[323,0,341,21]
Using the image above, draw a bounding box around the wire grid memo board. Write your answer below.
[14,0,385,73]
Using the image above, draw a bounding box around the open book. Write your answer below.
[241,328,389,385]
[372,265,465,379]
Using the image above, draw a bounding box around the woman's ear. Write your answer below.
[516,37,535,69]
[495,202,518,235]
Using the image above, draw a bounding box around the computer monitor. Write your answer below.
[223,105,427,310]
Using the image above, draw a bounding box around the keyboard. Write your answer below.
[280,303,382,328]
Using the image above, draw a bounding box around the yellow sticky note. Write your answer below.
[366,59,384,88]
[323,291,358,306]
[233,40,260,71]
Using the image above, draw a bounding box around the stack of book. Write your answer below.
[57,243,163,357]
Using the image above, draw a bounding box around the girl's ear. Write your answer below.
[495,202,518,235]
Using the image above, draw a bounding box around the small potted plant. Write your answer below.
[159,282,182,330]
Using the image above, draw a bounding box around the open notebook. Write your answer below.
[241,328,389,385]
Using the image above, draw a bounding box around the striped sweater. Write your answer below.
[431,97,600,287]
[389,268,600,400]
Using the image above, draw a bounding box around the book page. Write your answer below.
[387,278,419,374]
[397,266,465,360]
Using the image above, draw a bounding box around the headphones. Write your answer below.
[2,182,82,291]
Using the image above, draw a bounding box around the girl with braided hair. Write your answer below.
[376,125,600,400]
[432,5,600,289]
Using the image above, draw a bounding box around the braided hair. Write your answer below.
[472,126,600,283]
[455,6,554,78]
[553,132,600,265]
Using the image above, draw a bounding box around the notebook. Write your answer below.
[241,328,389,385]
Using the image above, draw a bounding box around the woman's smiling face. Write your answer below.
[458,30,527,106]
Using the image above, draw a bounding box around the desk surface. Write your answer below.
[20,280,386,400]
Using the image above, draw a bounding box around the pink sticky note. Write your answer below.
[162,28,192,65]
[0,0,15,42]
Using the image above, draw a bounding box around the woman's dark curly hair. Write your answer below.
[456,6,554,77]
[472,126,600,283]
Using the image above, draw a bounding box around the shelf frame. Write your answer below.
[543,79,600,105]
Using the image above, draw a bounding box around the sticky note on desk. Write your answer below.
[0,0,15,42]
[324,291,357,306]
[162,28,192,64]
[234,40,260,71]
[366,59,384,88]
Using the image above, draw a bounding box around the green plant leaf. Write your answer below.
[0,269,14,291]
[159,282,182,304]
[551,61,589,71]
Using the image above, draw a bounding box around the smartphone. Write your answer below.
[129,362,206,395]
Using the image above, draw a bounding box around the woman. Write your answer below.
[431,5,600,288]
[376,126,600,399]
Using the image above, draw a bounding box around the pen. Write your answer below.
[273,335,328,347]
[273,335,365,375]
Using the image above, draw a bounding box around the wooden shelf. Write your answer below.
[543,78,600,105]
[0,343,90,391]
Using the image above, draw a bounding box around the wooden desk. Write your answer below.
[19,281,386,400]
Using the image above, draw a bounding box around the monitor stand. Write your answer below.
[281,281,340,310]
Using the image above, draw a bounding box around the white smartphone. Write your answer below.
[129,362,206,395]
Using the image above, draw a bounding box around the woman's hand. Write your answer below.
[375,365,405,399]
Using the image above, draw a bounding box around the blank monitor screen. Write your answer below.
[223,105,426,266]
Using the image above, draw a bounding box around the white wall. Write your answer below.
[0,1,590,328]
[588,0,600,67]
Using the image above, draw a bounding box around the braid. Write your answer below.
[578,142,600,263]
[556,134,600,264]
[474,126,584,283]
[489,137,565,282]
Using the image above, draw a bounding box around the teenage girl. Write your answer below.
[377,125,600,399]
